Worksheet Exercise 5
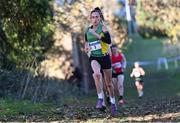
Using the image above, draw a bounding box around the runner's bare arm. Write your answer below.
[140,68,145,76]
[89,26,111,44]
[130,69,135,77]
[84,33,90,53]
[88,29,101,39]
[122,53,127,69]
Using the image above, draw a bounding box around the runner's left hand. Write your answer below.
[88,29,96,34]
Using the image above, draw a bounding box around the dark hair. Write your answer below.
[90,7,104,21]
[111,44,117,48]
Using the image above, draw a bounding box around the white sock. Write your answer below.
[98,92,103,99]
[139,90,144,97]
[110,97,115,104]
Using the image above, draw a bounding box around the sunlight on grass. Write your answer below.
[122,112,180,122]
[82,112,180,122]
[177,93,180,96]
[62,95,80,105]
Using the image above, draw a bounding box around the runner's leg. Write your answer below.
[103,69,117,115]
[117,74,125,104]
[91,60,104,108]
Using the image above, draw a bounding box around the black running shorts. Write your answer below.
[112,72,123,78]
[90,54,111,70]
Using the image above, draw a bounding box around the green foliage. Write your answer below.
[137,0,180,42]
[138,26,167,39]
[0,0,54,69]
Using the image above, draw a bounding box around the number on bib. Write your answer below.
[89,40,102,51]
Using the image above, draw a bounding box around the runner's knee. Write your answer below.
[119,85,123,88]
[106,83,112,88]
[93,73,101,79]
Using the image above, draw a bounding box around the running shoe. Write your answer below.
[139,91,144,98]
[96,98,103,109]
[111,103,117,116]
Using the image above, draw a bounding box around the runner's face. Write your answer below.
[134,62,139,68]
[90,12,101,26]
[112,47,118,55]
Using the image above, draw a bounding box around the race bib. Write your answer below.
[89,40,102,51]
[112,62,122,68]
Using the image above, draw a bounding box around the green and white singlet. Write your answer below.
[86,23,109,57]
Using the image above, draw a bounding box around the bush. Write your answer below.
[138,26,167,38]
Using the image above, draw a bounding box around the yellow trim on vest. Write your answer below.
[100,32,109,54]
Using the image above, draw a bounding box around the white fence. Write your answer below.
[127,56,180,70]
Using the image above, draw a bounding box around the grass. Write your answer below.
[126,35,168,61]
[124,69,180,100]
[123,34,180,100]
[0,98,54,119]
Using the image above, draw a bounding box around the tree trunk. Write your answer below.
[72,33,94,94]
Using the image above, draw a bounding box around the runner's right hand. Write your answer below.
[84,43,90,53]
